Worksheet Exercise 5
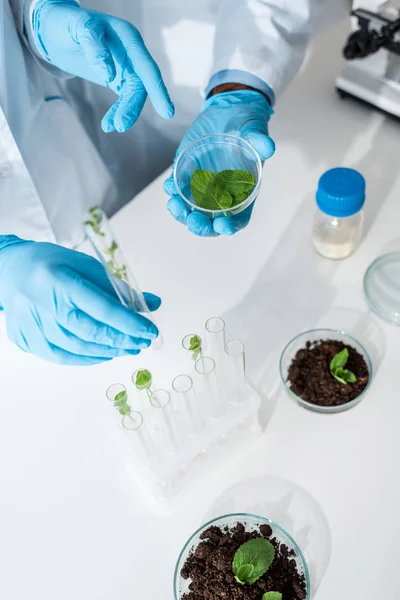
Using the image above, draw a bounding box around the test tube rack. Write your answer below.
[123,384,261,502]
[113,319,262,503]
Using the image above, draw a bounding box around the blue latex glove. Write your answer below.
[33,0,174,132]
[0,237,160,366]
[164,90,274,237]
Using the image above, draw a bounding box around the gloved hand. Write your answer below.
[164,90,274,237]
[0,237,160,366]
[32,0,174,132]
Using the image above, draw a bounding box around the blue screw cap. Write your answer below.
[316,167,366,217]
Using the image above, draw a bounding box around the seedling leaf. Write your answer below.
[234,564,254,585]
[232,538,275,585]
[135,369,152,389]
[262,593,282,600]
[330,348,349,371]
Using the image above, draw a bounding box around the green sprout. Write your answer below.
[262,593,282,600]
[113,390,131,416]
[329,348,357,385]
[188,335,202,361]
[134,369,153,399]
[84,206,135,307]
[232,538,275,585]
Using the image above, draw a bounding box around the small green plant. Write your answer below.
[190,169,256,212]
[84,206,135,306]
[329,348,357,385]
[113,390,131,416]
[188,335,202,361]
[135,369,153,399]
[232,538,275,585]
[262,593,282,600]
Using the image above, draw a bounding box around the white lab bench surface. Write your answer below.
[1,21,399,600]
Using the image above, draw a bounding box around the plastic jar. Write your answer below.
[313,167,366,259]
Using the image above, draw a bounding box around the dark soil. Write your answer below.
[287,339,369,408]
[180,522,307,600]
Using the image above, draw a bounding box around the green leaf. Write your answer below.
[205,177,233,210]
[216,170,255,195]
[114,390,127,403]
[190,169,215,206]
[262,593,282,600]
[332,367,357,385]
[234,564,254,585]
[330,348,349,372]
[189,335,201,351]
[135,369,152,389]
[190,169,252,211]
[83,220,95,228]
[232,538,275,585]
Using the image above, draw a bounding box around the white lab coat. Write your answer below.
[0,0,338,248]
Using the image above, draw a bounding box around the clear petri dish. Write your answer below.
[173,134,262,218]
[174,513,310,600]
[363,252,400,326]
[279,329,373,414]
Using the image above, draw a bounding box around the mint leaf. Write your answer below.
[234,564,254,585]
[232,538,275,585]
[330,348,349,372]
[190,169,254,211]
[262,593,282,600]
[216,170,255,195]
[135,369,152,389]
[190,169,215,206]
[206,177,233,210]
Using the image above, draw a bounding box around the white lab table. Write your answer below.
[1,21,399,600]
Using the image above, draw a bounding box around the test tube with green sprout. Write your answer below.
[84,206,163,350]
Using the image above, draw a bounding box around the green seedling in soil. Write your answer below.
[84,206,135,306]
[135,369,153,399]
[190,169,255,212]
[188,335,202,361]
[232,538,275,585]
[329,347,357,385]
[113,390,131,416]
[262,592,282,600]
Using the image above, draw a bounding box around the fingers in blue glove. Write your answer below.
[111,19,174,120]
[187,212,218,237]
[240,125,275,161]
[76,18,116,85]
[102,75,147,133]
[167,195,191,225]
[213,203,254,236]
[67,278,159,341]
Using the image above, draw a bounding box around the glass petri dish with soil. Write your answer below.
[173,134,262,219]
[174,513,310,600]
[280,329,372,414]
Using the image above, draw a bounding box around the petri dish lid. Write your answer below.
[364,252,400,325]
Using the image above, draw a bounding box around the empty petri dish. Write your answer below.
[364,252,400,325]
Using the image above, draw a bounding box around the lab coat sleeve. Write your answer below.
[206,0,323,101]
[9,0,74,78]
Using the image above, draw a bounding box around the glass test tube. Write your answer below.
[106,383,132,416]
[225,339,247,404]
[122,411,158,469]
[84,206,163,350]
[150,389,179,450]
[195,357,225,419]
[182,333,203,368]
[131,368,156,410]
[172,375,202,436]
[205,317,226,369]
